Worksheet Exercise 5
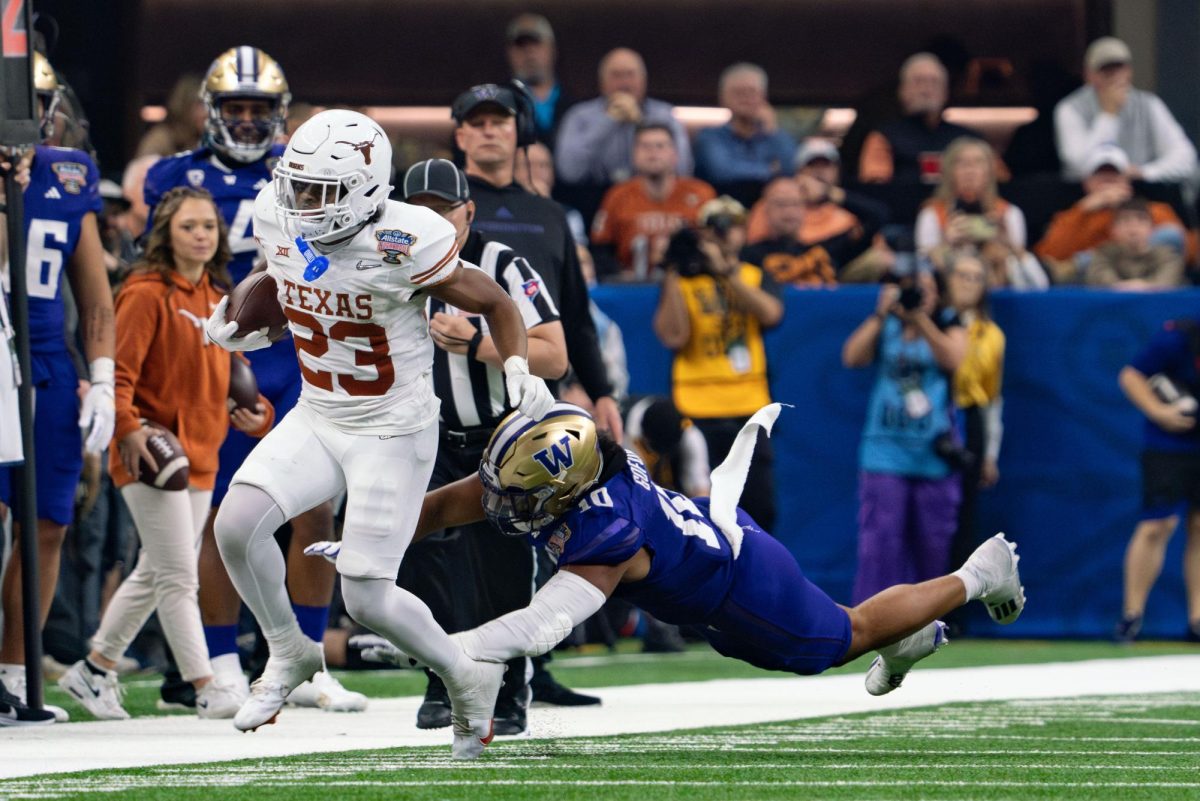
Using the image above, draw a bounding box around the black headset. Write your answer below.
[507,79,537,148]
[452,80,538,148]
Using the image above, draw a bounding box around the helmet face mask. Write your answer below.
[202,46,290,164]
[479,404,605,537]
[273,109,392,245]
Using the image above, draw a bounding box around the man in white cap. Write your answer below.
[1055,36,1196,182]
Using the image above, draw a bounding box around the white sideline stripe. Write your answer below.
[0,655,1197,780]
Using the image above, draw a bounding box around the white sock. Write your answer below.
[953,566,984,602]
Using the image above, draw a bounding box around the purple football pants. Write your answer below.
[852,470,961,604]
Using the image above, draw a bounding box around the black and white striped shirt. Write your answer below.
[430,231,559,431]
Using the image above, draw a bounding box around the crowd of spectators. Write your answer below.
[5,15,1200,724]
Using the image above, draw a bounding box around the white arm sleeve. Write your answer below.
[983,397,1004,463]
[453,570,608,662]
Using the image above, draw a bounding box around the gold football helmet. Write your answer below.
[480,403,604,535]
[201,46,290,163]
[32,51,63,142]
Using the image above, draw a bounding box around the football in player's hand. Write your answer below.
[226,272,288,342]
[227,354,260,414]
[139,421,189,491]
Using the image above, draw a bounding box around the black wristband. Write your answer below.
[466,330,483,362]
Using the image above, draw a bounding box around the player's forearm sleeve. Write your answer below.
[453,571,608,662]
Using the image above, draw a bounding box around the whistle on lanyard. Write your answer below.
[296,236,330,281]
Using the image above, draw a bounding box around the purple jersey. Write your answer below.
[14,146,102,359]
[143,145,283,284]
[536,449,736,625]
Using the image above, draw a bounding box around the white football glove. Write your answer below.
[348,633,421,668]
[78,357,115,454]
[205,296,272,352]
[302,540,341,564]
[504,355,554,420]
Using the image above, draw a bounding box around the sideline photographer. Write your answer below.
[841,246,967,603]
[653,197,784,530]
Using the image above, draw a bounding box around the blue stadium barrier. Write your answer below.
[591,284,1200,639]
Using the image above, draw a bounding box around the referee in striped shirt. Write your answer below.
[396,159,568,735]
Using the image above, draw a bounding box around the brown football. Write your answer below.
[227,354,260,414]
[138,421,190,492]
[225,272,288,342]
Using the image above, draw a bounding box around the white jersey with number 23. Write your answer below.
[253,186,461,435]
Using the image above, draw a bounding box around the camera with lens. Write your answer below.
[933,432,976,472]
[663,227,713,279]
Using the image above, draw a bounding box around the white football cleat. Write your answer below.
[865,620,948,696]
[963,533,1026,624]
[57,660,129,720]
[445,658,505,760]
[288,670,368,712]
[234,638,322,732]
[196,679,245,719]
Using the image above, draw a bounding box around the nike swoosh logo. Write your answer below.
[356,261,382,271]
[198,700,209,709]
[378,435,396,440]
[0,706,15,720]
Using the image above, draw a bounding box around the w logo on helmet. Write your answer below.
[532,435,575,476]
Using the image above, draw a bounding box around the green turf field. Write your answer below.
[4,689,1198,801]
[42,638,1200,721]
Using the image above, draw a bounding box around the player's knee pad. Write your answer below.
[213,483,285,560]
[339,575,390,631]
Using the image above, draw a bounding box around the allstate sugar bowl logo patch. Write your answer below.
[51,162,88,194]
[375,229,417,263]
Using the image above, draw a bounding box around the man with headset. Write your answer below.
[450,82,619,708]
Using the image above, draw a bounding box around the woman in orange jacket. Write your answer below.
[57,186,273,720]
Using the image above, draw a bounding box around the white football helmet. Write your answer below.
[273,109,393,244]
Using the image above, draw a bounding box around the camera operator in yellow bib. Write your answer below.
[653,196,784,529]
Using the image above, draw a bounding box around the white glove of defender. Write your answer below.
[303,540,341,564]
[504,355,554,420]
[79,357,116,454]
[205,296,272,352]
[348,633,420,668]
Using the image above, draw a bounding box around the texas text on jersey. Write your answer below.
[252,186,461,434]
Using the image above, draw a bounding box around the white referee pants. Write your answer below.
[92,484,212,682]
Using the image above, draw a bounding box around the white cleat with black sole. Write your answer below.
[964,533,1026,624]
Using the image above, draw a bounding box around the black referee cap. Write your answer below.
[402,159,470,203]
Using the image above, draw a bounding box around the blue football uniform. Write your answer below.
[0,146,102,523]
[143,146,301,505]
[536,447,852,675]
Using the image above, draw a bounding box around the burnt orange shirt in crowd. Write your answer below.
[592,177,716,274]
[1034,200,1195,264]
[110,269,273,490]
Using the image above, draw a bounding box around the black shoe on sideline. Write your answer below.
[416,671,451,730]
[493,687,530,736]
[530,671,600,707]
[158,667,196,711]
[0,679,55,726]
[1114,614,1143,644]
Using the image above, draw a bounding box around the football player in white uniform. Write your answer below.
[206,109,553,758]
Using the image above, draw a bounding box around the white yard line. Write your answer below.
[0,655,1197,780]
